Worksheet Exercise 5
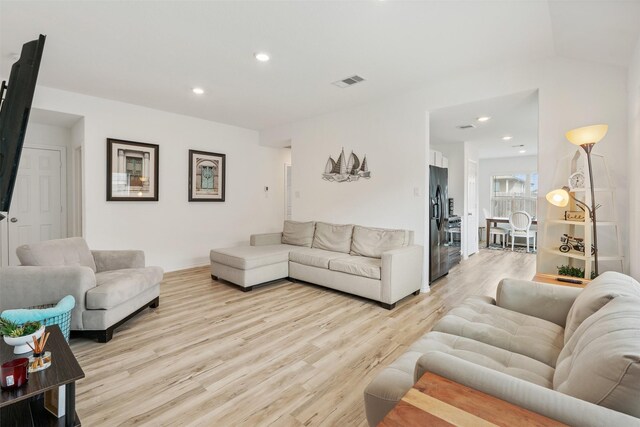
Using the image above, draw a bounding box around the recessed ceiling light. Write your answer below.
[477,116,491,122]
[519,149,527,154]
[255,52,270,62]
[502,136,513,141]
[192,87,204,95]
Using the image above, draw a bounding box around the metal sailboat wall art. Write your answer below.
[323,148,371,182]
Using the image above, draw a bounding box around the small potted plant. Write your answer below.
[0,318,44,354]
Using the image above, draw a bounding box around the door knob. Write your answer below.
[10,217,17,223]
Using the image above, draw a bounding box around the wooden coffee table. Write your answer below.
[380,371,566,426]
[0,325,85,427]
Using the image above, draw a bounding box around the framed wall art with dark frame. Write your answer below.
[106,138,159,201]
[188,149,226,202]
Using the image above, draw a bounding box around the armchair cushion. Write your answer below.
[16,237,96,272]
[412,332,554,387]
[87,267,163,310]
[312,222,354,253]
[564,271,640,344]
[350,226,410,258]
[554,296,640,417]
[92,250,145,273]
[282,220,315,247]
[432,296,564,367]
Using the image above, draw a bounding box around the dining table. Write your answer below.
[485,217,537,248]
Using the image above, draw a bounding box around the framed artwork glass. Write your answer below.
[189,150,226,202]
[107,138,159,201]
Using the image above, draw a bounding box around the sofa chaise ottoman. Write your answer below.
[364,271,640,426]
[210,220,424,309]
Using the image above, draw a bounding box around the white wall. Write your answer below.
[0,86,290,272]
[463,142,480,257]
[261,56,629,280]
[478,155,538,220]
[285,93,427,238]
[629,37,640,280]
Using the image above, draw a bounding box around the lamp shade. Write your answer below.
[546,188,570,207]
[565,124,608,146]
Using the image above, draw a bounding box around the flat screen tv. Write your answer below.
[0,34,46,220]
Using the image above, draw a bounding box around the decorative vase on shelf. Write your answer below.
[3,325,45,354]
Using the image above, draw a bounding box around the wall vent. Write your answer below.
[456,124,476,130]
[332,75,365,88]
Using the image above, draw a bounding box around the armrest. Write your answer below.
[381,245,424,304]
[415,352,638,427]
[0,266,96,330]
[496,278,581,327]
[250,232,283,246]
[92,250,145,272]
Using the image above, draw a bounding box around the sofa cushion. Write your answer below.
[289,248,350,269]
[87,267,164,309]
[312,222,353,253]
[329,256,381,280]
[350,226,410,258]
[16,237,97,272]
[432,296,564,367]
[210,245,296,270]
[554,296,640,417]
[564,271,640,344]
[282,220,315,247]
[413,332,555,388]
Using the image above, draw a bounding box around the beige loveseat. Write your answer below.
[364,271,640,426]
[210,221,423,309]
[0,237,163,343]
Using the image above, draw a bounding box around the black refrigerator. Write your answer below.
[429,165,449,283]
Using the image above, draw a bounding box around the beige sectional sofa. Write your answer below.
[364,271,640,426]
[210,220,423,309]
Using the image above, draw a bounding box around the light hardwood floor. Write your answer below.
[71,249,535,426]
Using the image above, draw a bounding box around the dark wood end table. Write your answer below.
[1,325,85,426]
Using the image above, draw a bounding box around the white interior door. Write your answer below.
[466,159,479,256]
[8,147,63,265]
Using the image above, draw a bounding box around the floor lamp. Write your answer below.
[546,124,608,277]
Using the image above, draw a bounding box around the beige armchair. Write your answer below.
[0,237,163,342]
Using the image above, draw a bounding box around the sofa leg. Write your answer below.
[149,297,160,308]
[97,328,114,343]
[413,290,421,296]
[211,274,218,280]
[380,302,396,310]
[241,286,254,292]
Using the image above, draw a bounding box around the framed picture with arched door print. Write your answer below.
[188,150,226,202]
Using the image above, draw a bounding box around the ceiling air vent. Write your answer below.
[456,124,476,130]
[332,75,365,88]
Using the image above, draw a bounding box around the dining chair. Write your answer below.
[483,208,507,248]
[508,211,535,252]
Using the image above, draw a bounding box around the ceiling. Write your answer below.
[1,1,639,131]
[430,90,539,159]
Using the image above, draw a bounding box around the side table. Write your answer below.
[0,325,85,426]
[380,371,566,426]
[533,273,591,288]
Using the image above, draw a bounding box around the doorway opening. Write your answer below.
[1,109,84,267]
[428,90,539,282]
